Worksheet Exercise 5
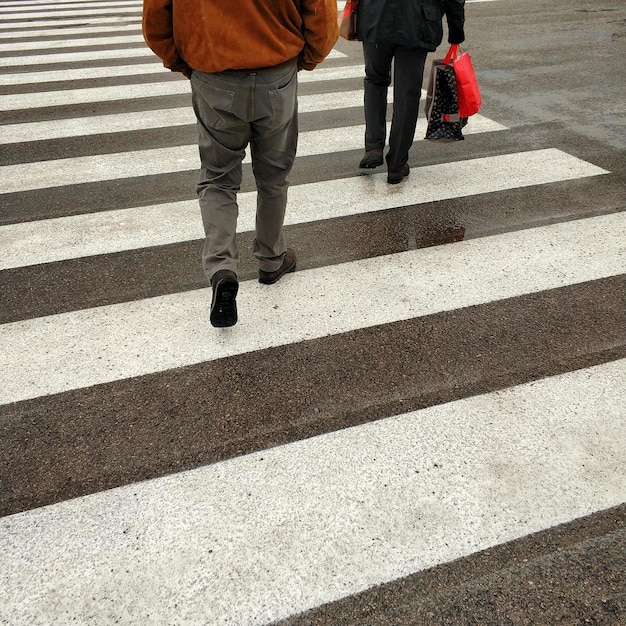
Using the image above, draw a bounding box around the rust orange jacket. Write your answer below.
[142,0,339,74]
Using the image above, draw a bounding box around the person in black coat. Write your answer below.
[356,0,465,183]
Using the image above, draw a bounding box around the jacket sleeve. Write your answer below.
[443,0,465,44]
[298,0,340,71]
[142,0,188,73]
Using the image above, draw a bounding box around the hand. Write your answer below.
[168,57,192,79]
[297,57,316,71]
[448,28,465,45]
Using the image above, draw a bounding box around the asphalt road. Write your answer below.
[0,0,625,624]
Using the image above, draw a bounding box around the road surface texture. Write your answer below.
[0,0,624,624]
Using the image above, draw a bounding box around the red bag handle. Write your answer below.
[341,0,357,17]
[444,44,463,64]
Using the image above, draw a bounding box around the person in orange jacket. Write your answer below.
[143,0,338,327]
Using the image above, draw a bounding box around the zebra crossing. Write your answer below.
[1,0,625,624]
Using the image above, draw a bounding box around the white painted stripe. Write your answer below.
[0,47,345,67]
[0,112,504,193]
[0,6,141,18]
[1,108,196,145]
[0,23,139,40]
[1,359,624,624]
[0,0,140,5]
[0,63,363,106]
[0,117,510,269]
[0,77,187,111]
[1,84,366,145]
[0,60,363,87]
[0,46,156,66]
[0,209,622,405]
[0,16,140,29]
[0,1,140,12]
[0,62,162,85]
[0,89,372,165]
[0,33,144,51]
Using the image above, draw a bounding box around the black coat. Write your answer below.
[356,0,465,50]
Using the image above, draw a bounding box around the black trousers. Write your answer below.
[363,41,428,171]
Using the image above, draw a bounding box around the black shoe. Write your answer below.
[387,163,410,184]
[210,269,238,327]
[258,248,297,284]
[359,149,384,169]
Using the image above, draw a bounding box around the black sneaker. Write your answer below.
[210,269,238,327]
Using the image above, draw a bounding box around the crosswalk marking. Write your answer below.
[1,210,623,405]
[0,46,163,66]
[0,33,145,51]
[0,146,602,270]
[0,47,346,67]
[2,359,624,624]
[0,5,140,18]
[0,2,511,33]
[1,79,189,111]
[1,1,621,622]
[0,60,364,87]
[1,85,375,144]
[0,0,140,11]
[0,61,161,85]
[0,15,140,29]
[0,23,139,39]
[0,87,375,148]
[0,66,366,111]
[1,115,509,193]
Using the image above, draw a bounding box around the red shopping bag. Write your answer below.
[338,0,358,41]
[444,44,481,117]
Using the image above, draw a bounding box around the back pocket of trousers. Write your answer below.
[193,77,236,130]
[268,69,297,125]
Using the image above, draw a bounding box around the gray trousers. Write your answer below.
[191,63,298,281]
[363,42,428,171]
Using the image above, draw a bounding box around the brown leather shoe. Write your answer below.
[359,148,384,169]
[258,248,297,284]
[387,163,410,184]
[210,269,238,327]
